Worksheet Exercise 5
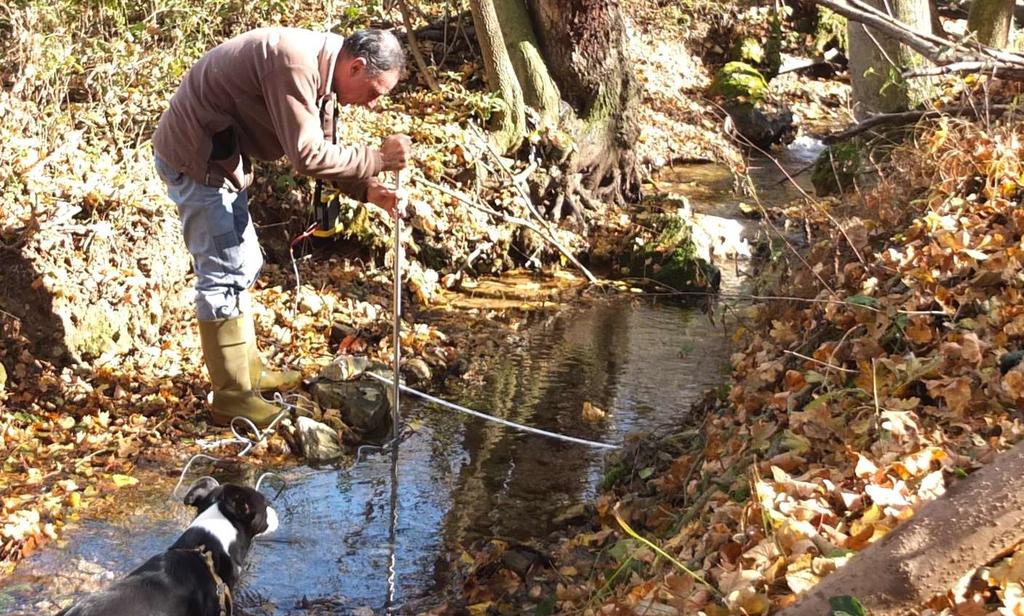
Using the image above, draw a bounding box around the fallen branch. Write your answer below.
[780,440,1024,616]
[822,105,1012,143]
[813,0,1024,79]
[903,60,1009,79]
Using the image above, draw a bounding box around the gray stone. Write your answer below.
[723,102,795,150]
[296,416,345,462]
[309,377,392,442]
[403,357,432,384]
[320,355,370,382]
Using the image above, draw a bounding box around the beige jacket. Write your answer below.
[152,28,381,198]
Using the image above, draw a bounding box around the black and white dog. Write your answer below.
[57,477,278,616]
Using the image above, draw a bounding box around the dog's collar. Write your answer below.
[176,546,233,616]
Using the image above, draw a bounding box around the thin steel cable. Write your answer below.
[364,372,621,450]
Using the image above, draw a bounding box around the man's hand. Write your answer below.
[380,134,411,171]
[366,178,408,219]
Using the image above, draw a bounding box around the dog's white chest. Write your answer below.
[189,504,238,553]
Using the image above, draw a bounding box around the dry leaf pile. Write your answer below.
[505,116,1024,615]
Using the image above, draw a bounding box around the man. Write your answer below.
[153,28,410,428]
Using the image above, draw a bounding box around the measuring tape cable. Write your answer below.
[364,372,621,450]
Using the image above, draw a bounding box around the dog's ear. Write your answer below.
[183,477,220,509]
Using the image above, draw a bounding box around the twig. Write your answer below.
[823,106,1012,144]
[904,61,1008,79]
[784,349,857,373]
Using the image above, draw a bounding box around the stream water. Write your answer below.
[0,138,821,615]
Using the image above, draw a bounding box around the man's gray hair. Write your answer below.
[342,29,406,76]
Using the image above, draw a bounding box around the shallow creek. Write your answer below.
[0,138,821,614]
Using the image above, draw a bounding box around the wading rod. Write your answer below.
[392,169,405,439]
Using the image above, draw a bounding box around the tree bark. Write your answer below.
[469,0,527,152]
[780,440,1024,616]
[847,0,935,118]
[527,0,641,204]
[493,0,561,127]
[967,0,1015,48]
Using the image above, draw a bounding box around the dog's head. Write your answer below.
[183,477,279,540]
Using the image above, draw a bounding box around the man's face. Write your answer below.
[336,57,400,108]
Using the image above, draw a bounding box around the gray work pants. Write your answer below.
[155,156,262,321]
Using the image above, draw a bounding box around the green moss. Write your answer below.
[811,140,862,197]
[709,61,769,103]
[815,7,848,54]
[624,212,720,291]
[730,38,764,64]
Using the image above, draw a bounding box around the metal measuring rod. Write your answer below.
[392,169,406,440]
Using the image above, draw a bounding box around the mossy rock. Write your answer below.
[709,61,769,104]
[623,211,721,292]
[652,246,721,291]
[812,140,862,196]
[416,240,450,271]
[729,38,764,65]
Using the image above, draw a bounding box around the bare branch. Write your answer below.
[395,0,440,91]
[821,105,1012,143]
[813,0,1024,79]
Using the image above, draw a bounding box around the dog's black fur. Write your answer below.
[56,478,277,616]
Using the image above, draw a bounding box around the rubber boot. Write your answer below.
[241,312,302,391]
[198,317,282,428]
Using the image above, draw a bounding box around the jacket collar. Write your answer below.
[317,32,345,101]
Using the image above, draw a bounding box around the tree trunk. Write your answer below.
[967,0,1015,48]
[847,0,935,118]
[469,0,527,152]
[527,0,641,204]
[493,0,561,127]
[780,440,1024,616]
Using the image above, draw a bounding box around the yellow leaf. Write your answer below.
[785,568,820,594]
[468,602,494,615]
[111,474,138,488]
[581,401,607,423]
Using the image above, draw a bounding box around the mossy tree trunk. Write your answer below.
[468,0,527,152]
[967,0,1015,48]
[469,0,641,209]
[493,0,561,127]
[847,0,935,118]
[527,0,641,205]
